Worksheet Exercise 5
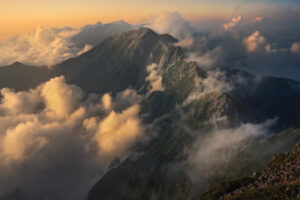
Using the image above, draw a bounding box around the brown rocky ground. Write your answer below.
[199,143,300,200]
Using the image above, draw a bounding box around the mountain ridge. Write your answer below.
[0,28,300,200]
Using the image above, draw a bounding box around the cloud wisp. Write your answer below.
[223,16,243,31]
[0,21,133,67]
[146,63,165,94]
[184,118,278,187]
[0,27,90,67]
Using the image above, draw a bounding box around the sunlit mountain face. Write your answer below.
[0,1,300,200]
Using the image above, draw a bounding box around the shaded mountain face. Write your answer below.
[0,28,300,200]
[0,62,49,91]
[54,28,182,95]
[88,125,300,200]
[231,75,300,128]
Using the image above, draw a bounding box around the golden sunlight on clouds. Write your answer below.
[0,0,239,40]
[0,0,289,40]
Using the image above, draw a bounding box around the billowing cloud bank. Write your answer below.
[165,13,300,81]
[0,21,133,67]
[0,76,144,200]
[0,27,91,67]
[147,12,194,40]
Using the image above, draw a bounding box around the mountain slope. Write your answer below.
[200,141,300,200]
[87,91,259,200]
[53,28,180,94]
[231,75,300,128]
[0,62,50,91]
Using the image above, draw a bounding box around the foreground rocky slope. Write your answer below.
[200,142,300,200]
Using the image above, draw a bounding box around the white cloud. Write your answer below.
[290,42,300,54]
[186,46,223,70]
[101,93,113,111]
[0,76,144,200]
[243,31,266,52]
[0,27,89,67]
[0,21,133,67]
[146,63,165,93]
[253,16,264,23]
[147,12,194,40]
[184,69,235,104]
[40,76,84,118]
[114,89,143,110]
[201,69,234,94]
[77,44,93,55]
[243,31,280,54]
[186,118,277,183]
[93,105,143,158]
[175,36,195,48]
[0,88,42,115]
[184,68,249,105]
[223,16,243,31]
[265,43,278,53]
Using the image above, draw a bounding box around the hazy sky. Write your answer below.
[1,0,299,39]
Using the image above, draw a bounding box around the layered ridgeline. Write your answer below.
[0,28,300,200]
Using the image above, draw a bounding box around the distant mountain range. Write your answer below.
[0,28,300,200]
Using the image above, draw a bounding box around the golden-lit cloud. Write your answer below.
[252,16,264,22]
[147,12,194,39]
[223,16,243,31]
[290,42,300,54]
[0,76,144,199]
[0,27,92,66]
[101,93,113,111]
[0,88,42,115]
[93,105,143,157]
[40,76,84,118]
[243,31,266,52]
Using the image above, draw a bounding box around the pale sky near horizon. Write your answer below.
[0,0,299,40]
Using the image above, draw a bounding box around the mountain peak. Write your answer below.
[10,61,25,67]
[111,27,178,44]
[136,27,155,34]
[113,27,156,39]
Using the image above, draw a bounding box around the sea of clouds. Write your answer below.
[0,9,300,199]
